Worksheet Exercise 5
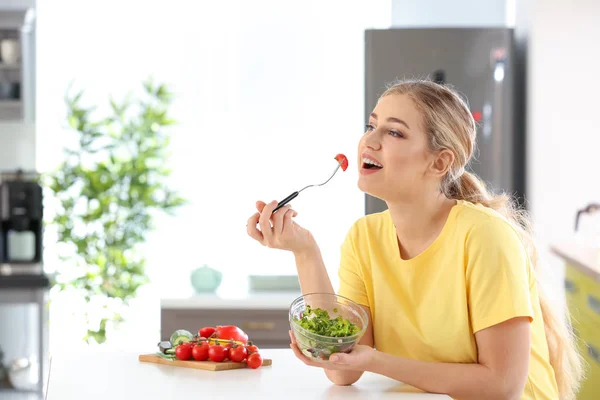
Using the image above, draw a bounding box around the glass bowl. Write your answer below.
[288,293,369,362]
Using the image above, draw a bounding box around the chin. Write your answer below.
[357,179,387,201]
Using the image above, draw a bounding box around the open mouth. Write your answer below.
[362,163,383,170]
[362,157,383,170]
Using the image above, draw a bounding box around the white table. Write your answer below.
[46,349,451,399]
[160,291,301,310]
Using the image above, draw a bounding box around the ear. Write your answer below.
[428,149,454,178]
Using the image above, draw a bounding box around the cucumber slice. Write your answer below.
[169,329,194,346]
[156,352,176,361]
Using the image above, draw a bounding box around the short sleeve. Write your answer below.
[466,217,534,333]
[337,224,369,307]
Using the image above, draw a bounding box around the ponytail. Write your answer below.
[447,171,585,400]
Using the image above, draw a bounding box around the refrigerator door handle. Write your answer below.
[487,51,506,188]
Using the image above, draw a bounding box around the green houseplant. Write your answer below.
[46,79,186,344]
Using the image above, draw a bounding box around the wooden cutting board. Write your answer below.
[139,354,272,371]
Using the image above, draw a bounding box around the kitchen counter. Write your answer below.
[46,349,451,399]
[161,291,301,310]
[550,242,600,281]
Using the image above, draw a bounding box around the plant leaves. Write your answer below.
[45,78,186,344]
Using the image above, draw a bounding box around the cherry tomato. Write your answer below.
[208,345,227,362]
[246,344,259,354]
[199,326,216,338]
[229,345,248,363]
[175,343,193,360]
[223,342,234,360]
[192,342,210,361]
[246,353,263,369]
[214,325,248,344]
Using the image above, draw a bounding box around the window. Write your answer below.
[37,0,391,349]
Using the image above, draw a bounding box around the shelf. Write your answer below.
[0,386,40,394]
[0,274,50,289]
[0,63,20,70]
[0,386,41,400]
[0,287,47,304]
[0,99,21,120]
[0,99,20,105]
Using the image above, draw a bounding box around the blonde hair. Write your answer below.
[380,79,584,400]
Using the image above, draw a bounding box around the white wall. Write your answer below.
[526,0,600,300]
[0,0,34,10]
[35,0,391,350]
[392,0,509,27]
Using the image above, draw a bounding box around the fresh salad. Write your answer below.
[294,305,359,337]
[291,305,361,361]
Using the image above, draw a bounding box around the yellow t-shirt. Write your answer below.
[338,199,558,400]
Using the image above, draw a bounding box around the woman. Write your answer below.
[246,80,583,400]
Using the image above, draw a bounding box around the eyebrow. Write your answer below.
[370,112,411,130]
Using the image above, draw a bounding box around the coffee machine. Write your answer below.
[0,170,43,275]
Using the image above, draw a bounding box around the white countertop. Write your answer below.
[551,242,600,281]
[161,291,302,310]
[46,349,451,399]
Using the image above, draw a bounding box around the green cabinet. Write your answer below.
[557,244,600,399]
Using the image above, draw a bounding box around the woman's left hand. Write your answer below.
[289,331,375,371]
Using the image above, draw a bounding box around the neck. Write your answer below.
[386,191,457,259]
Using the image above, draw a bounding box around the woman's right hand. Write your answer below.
[246,200,315,255]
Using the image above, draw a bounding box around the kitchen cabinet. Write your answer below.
[551,243,600,399]
[0,275,49,400]
[0,7,35,122]
[160,292,301,348]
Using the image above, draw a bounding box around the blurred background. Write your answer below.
[0,0,599,398]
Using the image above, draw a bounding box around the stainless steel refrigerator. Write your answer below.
[364,28,526,215]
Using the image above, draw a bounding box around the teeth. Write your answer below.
[362,157,383,168]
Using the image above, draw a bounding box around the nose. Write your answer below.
[363,129,382,151]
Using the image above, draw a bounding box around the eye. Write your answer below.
[389,130,404,138]
[365,124,375,133]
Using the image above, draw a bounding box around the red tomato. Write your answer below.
[214,325,248,344]
[199,326,216,338]
[192,342,210,361]
[246,353,262,369]
[246,344,259,354]
[229,345,248,363]
[208,345,227,362]
[175,343,193,360]
[334,153,348,171]
[223,342,234,360]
